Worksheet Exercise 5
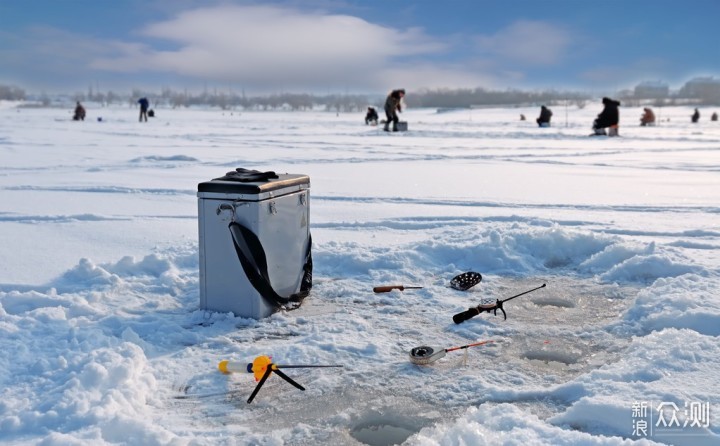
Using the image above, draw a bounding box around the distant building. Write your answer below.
[679,77,720,100]
[634,81,669,99]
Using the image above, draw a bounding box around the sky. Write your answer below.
[1,0,719,95]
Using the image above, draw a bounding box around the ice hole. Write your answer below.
[350,413,422,446]
[532,297,576,308]
[523,350,580,365]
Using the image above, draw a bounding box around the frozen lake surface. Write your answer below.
[0,102,719,445]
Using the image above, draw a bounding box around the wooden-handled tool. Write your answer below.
[373,285,423,293]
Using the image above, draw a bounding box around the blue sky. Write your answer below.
[1,0,718,94]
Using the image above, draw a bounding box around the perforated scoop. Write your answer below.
[450,272,482,291]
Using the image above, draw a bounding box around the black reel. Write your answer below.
[410,346,435,358]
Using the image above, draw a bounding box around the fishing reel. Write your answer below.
[409,341,493,365]
[409,346,439,365]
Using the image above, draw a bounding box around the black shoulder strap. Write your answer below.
[228,221,311,310]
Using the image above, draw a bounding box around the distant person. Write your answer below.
[592,97,621,135]
[73,101,86,121]
[691,108,700,123]
[640,107,656,126]
[365,107,378,125]
[520,114,526,121]
[383,89,405,132]
[712,112,718,122]
[138,97,149,122]
[536,105,552,127]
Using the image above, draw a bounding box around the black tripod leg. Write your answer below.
[273,369,305,391]
[247,368,272,404]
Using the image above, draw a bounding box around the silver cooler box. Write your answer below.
[197,173,310,319]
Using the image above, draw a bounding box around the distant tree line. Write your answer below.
[405,87,590,108]
[617,95,718,108]
[62,86,592,111]
[150,89,375,112]
[621,77,720,107]
[64,86,378,112]
[0,85,26,100]
[12,75,720,109]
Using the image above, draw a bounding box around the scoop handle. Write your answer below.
[373,285,403,293]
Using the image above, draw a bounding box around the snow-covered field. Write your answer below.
[0,101,719,445]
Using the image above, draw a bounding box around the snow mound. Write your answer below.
[624,274,720,336]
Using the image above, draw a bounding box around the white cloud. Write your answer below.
[475,20,572,66]
[379,63,500,91]
[89,5,468,90]
[5,5,539,92]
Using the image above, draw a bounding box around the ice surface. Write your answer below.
[0,102,718,444]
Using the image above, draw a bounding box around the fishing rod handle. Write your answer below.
[453,307,481,324]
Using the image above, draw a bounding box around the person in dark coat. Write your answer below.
[73,101,86,121]
[712,112,718,122]
[592,97,621,134]
[691,108,700,123]
[640,107,656,126]
[383,89,405,132]
[138,97,149,122]
[365,107,378,125]
[536,105,552,127]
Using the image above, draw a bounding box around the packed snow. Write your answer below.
[0,101,719,445]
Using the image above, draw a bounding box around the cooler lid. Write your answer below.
[197,170,309,200]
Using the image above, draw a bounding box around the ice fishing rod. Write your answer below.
[453,283,546,323]
[409,340,493,365]
[218,356,343,403]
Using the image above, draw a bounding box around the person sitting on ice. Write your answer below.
[383,89,405,132]
[691,108,700,123]
[592,97,621,135]
[640,107,656,126]
[536,105,552,127]
[73,101,86,121]
[365,107,378,125]
[712,112,718,122]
